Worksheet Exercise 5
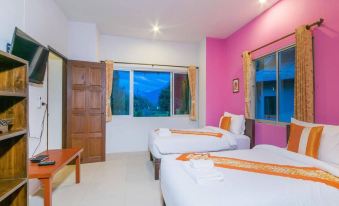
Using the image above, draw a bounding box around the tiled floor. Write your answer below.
[29,152,163,206]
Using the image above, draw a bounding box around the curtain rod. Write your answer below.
[243,18,324,56]
[113,61,199,69]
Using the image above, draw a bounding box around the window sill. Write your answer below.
[255,119,289,126]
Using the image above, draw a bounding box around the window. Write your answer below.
[173,73,190,115]
[111,70,130,115]
[255,46,295,123]
[133,71,171,117]
[111,69,191,117]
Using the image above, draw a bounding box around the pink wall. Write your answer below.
[206,0,339,147]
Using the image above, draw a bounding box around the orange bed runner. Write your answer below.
[169,129,223,138]
[177,153,339,189]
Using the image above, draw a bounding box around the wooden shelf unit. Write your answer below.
[0,50,28,206]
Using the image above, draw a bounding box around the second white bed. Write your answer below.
[149,127,251,159]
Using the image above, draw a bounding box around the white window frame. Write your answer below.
[253,44,295,125]
[111,65,191,118]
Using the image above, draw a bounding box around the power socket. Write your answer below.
[38,97,43,109]
[6,43,11,53]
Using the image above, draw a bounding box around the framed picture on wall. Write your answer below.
[233,78,239,93]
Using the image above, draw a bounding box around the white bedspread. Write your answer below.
[149,126,250,159]
[161,145,339,206]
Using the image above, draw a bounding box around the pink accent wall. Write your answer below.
[206,0,339,147]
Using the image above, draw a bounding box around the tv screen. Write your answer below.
[10,27,49,84]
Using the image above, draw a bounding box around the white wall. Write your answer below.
[47,54,63,150]
[24,0,68,157]
[198,38,206,127]
[68,21,99,61]
[100,35,199,65]
[0,0,68,156]
[99,35,200,153]
[0,0,25,51]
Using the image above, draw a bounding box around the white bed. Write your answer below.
[160,145,339,206]
[149,126,251,159]
[149,117,255,180]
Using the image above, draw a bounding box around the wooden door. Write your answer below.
[66,60,106,163]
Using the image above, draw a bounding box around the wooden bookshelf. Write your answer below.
[0,50,28,206]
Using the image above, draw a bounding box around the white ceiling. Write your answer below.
[55,0,279,43]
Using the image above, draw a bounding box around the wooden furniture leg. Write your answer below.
[154,158,161,180]
[75,154,80,184]
[41,177,52,206]
[150,151,153,161]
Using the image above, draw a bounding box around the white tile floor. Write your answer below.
[29,152,163,206]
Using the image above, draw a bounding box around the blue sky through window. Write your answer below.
[134,71,170,117]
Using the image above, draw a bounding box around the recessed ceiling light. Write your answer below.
[259,0,267,4]
[152,25,160,33]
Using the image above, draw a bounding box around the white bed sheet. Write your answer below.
[160,145,339,206]
[149,127,251,159]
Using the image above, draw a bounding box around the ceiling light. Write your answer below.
[259,0,267,4]
[152,25,160,33]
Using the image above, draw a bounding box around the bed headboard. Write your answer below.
[245,119,255,148]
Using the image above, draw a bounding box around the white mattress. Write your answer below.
[161,145,339,206]
[149,126,251,159]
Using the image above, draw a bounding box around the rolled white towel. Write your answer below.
[158,128,170,133]
[155,128,172,137]
[189,159,214,169]
[184,164,224,185]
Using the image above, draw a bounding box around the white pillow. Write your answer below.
[291,118,339,165]
[223,112,245,135]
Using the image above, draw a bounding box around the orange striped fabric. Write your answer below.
[219,116,231,131]
[287,123,305,152]
[305,127,324,158]
[177,153,339,189]
[170,130,223,138]
[287,123,324,159]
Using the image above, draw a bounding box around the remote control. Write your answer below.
[38,161,56,166]
[30,155,49,163]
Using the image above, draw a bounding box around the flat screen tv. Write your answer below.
[10,27,49,84]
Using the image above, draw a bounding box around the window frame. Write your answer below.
[112,65,191,118]
[253,44,295,125]
[110,68,132,117]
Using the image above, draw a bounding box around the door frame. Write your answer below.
[47,46,68,149]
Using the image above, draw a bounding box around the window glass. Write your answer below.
[111,70,130,115]
[133,71,171,117]
[278,47,295,122]
[255,53,277,121]
[173,73,190,115]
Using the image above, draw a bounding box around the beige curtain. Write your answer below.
[294,26,314,122]
[188,65,197,121]
[105,60,114,122]
[242,51,254,119]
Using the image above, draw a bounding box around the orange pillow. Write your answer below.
[287,123,324,159]
[219,116,231,131]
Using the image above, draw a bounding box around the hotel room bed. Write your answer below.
[149,127,252,159]
[160,145,339,206]
[149,118,255,180]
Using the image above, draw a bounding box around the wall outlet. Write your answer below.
[38,97,43,109]
[6,43,11,53]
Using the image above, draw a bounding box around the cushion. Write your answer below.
[291,118,339,165]
[287,123,324,159]
[224,112,245,135]
[219,116,231,131]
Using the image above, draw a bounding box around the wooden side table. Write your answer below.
[29,148,83,206]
